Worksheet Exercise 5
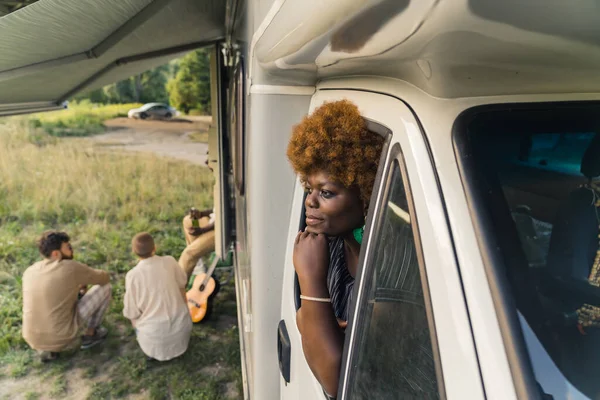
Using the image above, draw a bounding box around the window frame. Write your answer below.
[338,142,446,400]
[451,101,600,399]
[230,54,245,195]
[211,44,234,259]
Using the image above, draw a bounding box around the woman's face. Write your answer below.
[304,171,365,236]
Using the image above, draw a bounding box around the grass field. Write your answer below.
[0,106,241,399]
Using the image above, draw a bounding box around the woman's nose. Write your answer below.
[305,191,318,209]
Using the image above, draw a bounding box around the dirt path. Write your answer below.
[94,116,212,165]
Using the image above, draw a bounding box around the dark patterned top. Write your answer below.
[327,237,354,322]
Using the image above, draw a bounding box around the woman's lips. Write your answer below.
[306,216,323,226]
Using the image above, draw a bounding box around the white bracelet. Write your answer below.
[300,295,331,303]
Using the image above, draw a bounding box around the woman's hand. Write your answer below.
[293,231,330,295]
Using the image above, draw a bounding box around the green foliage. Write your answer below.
[50,374,67,398]
[137,64,170,104]
[72,51,210,110]
[167,49,211,114]
[104,79,136,104]
[0,349,34,378]
[88,88,108,104]
[76,64,171,105]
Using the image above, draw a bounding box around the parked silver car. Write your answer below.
[127,103,177,119]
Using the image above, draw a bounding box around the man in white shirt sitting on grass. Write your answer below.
[123,232,192,361]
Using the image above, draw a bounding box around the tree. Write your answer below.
[167,49,211,114]
[136,65,169,104]
[72,87,106,104]
[103,79,135,104]
[68,50,209,108]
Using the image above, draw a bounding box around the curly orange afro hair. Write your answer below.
[287,100,385,207]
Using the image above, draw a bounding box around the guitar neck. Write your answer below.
[201,257,220,286]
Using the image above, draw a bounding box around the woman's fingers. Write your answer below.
[295,230,310,245]
[300,230,311,241]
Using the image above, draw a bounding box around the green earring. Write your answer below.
[353,225,365,245]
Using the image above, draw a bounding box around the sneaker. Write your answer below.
[81,326,108,349]
[39,351,58,363]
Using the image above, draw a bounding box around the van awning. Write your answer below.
[0,0,227,115]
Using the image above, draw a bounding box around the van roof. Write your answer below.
[252,0,600,98]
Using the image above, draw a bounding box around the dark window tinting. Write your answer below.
[455,103,600,399]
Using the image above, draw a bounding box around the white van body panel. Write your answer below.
[243,53,600,400]
[242,0,600,399]
[243,74,600,400]
[243,91,312,400]
[279,179,328,400]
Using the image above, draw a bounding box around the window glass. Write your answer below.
[347,159,439,400]
[499,132,594,175]
[230,58,245,193]
[458,105,600,398]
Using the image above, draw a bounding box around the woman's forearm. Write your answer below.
[297,300,345,396]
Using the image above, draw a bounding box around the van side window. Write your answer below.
[347,159,439,400]
[454,104,600,398]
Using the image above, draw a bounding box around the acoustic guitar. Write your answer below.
[186,257,221,323]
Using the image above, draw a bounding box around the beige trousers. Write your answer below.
[178,215,215,279]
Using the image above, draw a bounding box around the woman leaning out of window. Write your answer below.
[286,100,384,397]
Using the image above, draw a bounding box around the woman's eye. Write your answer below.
[320,190,334,198]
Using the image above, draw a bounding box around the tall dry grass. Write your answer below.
[0,118,213,225]
[0,110,214,356]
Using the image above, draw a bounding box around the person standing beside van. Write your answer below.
[287,100,384,397]
[124,233,192,361]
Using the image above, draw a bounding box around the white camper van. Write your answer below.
[228,1,600,400]
[3,0,600,400]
